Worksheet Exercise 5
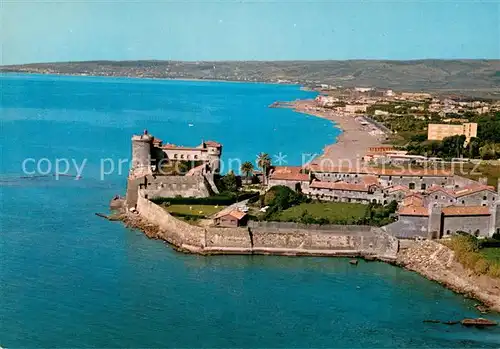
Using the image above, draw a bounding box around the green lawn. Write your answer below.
[164,204,226,218]
[480,247,500,263]
[277,202,369,222]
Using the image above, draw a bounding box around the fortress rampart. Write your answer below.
[135,191,399,259]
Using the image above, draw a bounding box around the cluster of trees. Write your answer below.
[239,152,272,184]
[407,135,500,160]
[260,185,308,219]
[407,135,468,159]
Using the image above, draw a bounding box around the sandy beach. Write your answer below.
[290,100,386,167]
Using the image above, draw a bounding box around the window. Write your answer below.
[174,154,178,159]
[409,183,415,190]
[421,183,427,190]
[435,195,438,199]
[180,155,184,159]
[483,196,487,201]
[194,155,198,159]
[446,230,451,235]
[462,200,465,205]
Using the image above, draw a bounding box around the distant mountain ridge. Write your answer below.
[2,60,500,98]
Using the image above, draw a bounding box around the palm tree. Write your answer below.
[257,153,271,185]
[241,161,254,184]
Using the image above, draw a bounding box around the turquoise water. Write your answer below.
[1,74,499,348]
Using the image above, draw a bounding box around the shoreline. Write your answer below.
[0,70,300,87]
[285,101,500,312]
[285,100,385,166]
[115,208,500,313]
[396,240,500,313]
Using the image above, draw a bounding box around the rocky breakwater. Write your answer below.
[397,240,500,312]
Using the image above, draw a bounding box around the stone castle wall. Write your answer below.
[127,174,210,208]
[135,192,399,259]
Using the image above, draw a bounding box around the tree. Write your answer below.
[479,143,500,160]
[240,161,254,184]
[222,170,238,193]
[466,137,482,159]
[257,153,271,185]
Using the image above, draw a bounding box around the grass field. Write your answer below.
[277,202,369,222]
[481,247,500,263]
[164,204,226,218]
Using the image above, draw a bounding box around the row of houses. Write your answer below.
[267,165,500,238]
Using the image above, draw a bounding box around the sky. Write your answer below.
[1,0,499,65]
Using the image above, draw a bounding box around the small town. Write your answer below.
[110,85,500,312]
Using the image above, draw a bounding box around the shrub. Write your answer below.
[474,259,490,275]
[445,235,500,278]
[487,264,500,278]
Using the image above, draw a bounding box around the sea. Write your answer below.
[0,73,499,348]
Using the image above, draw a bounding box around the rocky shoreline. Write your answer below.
[396,240,500,313]
[106,208,499,315]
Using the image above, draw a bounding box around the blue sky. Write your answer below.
[1,0,499,64]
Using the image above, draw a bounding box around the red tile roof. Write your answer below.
[399,205,429,216]
[362,175,380,186]
[427,185,455,197]
[204,141,222,148]
[270,166,309,181]
[441,206,490,216]
[387,185,410,193]
[454,185,496,198]
[214,209,247,220]
[306,164,452,177]
[427,184,497,198]
[402,195,424,207]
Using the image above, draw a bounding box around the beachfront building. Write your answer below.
[344,104,369,113]
[267,165,500,238]
[427,123,477,143]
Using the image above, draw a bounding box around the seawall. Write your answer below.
[134,191,399,259]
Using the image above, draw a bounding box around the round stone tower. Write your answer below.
[204,141,222,173]
[131,133,153,173]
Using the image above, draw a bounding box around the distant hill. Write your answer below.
[2,60,500,98]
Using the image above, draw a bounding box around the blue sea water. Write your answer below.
[0,73,499,348]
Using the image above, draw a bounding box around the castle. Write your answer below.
[126,131,222,207]
[268,165,500,238]
[124,130,500,239]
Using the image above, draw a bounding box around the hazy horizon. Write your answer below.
[2,0,498,65]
